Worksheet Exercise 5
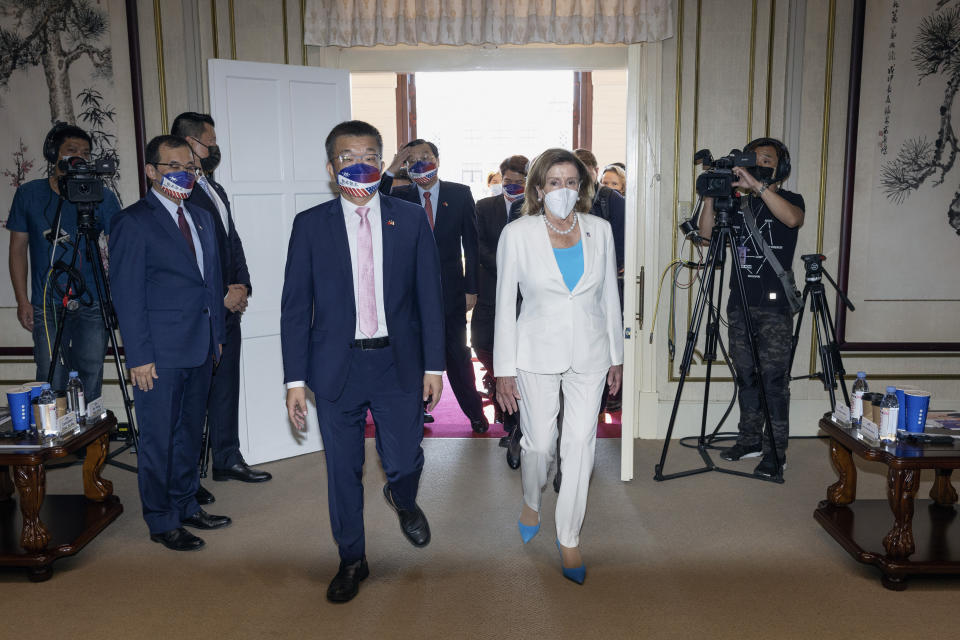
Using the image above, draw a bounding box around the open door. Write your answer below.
[208,59,350,464]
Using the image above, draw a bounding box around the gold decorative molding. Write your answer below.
[301,0,307,65]
[764,0,776,135]
[229,0,237,59]
[670,0,685,265]
[153,0,168,132]
[747,0,758,139]
[282,0,290,64]
[809,0,837,374]
[211,0,219,58]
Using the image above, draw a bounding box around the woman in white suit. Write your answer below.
[494,148,623,584]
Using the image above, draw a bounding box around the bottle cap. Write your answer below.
[41,382,51,390]
[857,371,866,377]
[69,371,78,377]
[887,386,896,394]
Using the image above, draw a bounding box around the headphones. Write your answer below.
[43,122,73,164]
[744,137,791,184]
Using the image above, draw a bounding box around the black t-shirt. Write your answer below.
[727,188,805,311]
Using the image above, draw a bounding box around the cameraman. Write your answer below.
[6,124,120,400]
[698,138,804,478]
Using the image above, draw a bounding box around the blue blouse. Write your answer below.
[553,239,584,292]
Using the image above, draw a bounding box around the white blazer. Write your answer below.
[493,213,624,377]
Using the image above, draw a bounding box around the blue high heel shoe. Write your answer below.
[517,519,540,544]
[556,539,586,585]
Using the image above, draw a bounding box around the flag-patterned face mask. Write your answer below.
[503,183,524,201]
[337,163,382,198]
[407,161,438,186]
[157,170,196,200]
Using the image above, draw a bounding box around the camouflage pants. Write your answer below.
[726,305,793,456]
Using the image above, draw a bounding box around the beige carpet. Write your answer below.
[2,437,959,639]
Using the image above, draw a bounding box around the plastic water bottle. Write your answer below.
[66,370,86,423]
[851,371,868,426]
[38,382,58,437]
[879,386,899,443]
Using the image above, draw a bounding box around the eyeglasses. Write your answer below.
[154,162,200,173]
[337,153,381,165]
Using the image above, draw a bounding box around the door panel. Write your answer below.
[209,59,349,464]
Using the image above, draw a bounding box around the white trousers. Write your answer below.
[516,367,607,547]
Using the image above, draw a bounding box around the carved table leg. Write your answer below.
[13,464,50,553]
[883,468,920,559]
[83,432,113,501]
[929,469,958,506]
[826,438,857,505]
[0,465,13,501]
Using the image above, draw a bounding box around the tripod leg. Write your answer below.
[819,291,851,407]
[654,233,725,479]
[810,290,837,411]
[84,233,140,462]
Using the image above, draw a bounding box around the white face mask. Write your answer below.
[543,188,578,219]
[488,183,502,197]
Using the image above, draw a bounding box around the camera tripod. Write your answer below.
[787,255,854,411]
[654,197,783,484]
[46,198,139,473]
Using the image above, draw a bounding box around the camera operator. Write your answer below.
[697,137,805,478]
[6,124,120,400]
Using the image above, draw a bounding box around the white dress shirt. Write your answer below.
[152,188,203,276]
[197,175,230,232]
[341,195,389,340]
[416,181,441,226]
[287,193,440,389]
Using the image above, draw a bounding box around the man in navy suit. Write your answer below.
[381,140,488,433]
[109,135,229,551]
[174,112,272,505]
[282,121,445,603]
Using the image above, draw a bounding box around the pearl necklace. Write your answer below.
[543,212,579,235]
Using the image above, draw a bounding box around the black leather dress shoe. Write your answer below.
[182,508,232,530]
[471,417,489,434]
[382,484,431,547]
[499,435,510,448]
[150,527,205,551]
[506,425,522,470]
[327,558,369,603]
[423,411,435,424]
[196,484,215,505]
[212,461,272,483]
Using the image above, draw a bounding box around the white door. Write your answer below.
[208,59,350,464]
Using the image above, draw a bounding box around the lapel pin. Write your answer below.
[443,201,448,207]
[387,219,396,226]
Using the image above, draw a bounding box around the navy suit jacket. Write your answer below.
[109,192,226,369]
[187,178,252,327]
[380,175,479,317]
[280,194,445,402]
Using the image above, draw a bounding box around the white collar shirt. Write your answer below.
[340,194,389,339]
[152,188,204,277]
[197,175,230,232]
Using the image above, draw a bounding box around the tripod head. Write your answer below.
[800,254,854,311]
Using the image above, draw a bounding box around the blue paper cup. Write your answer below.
[23,382,45,427]
[904,390,931,433]
[6,386,31,431]
[895,388,907,430]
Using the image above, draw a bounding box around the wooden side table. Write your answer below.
[0,412,123,581]
[814,415,960,590]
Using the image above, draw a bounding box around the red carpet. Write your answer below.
[364,360,621,439]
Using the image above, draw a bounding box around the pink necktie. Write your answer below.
[356,206,378,338]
